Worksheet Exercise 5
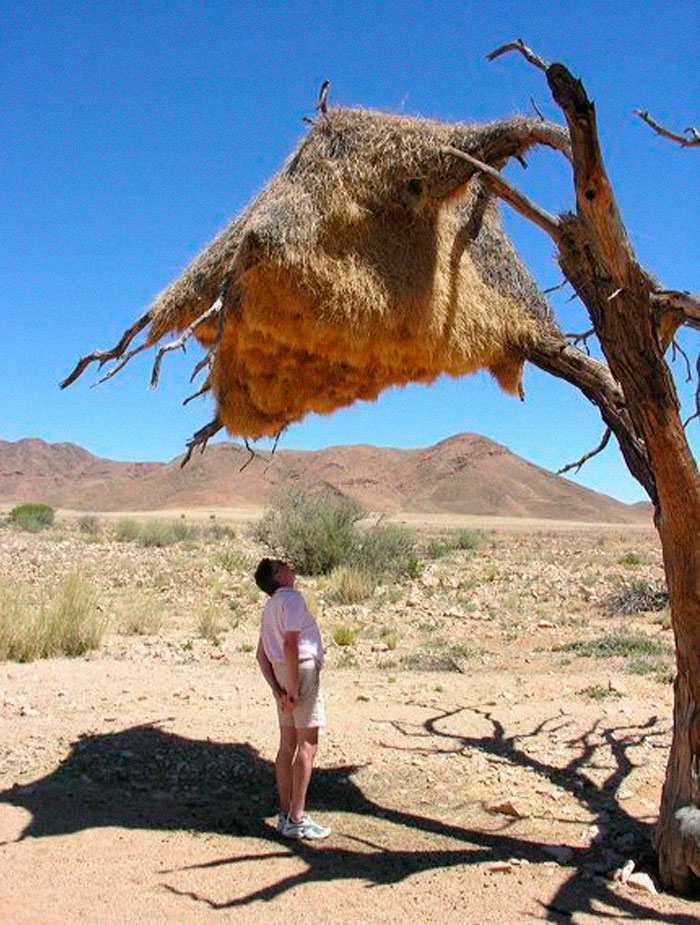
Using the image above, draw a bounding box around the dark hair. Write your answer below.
[254,558,280,596]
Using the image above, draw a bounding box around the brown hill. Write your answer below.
[0,434,648,523]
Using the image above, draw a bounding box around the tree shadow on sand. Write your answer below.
[0,710,696,921]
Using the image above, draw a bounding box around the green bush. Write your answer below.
[352,523,416,577]
[254,489,364,576]
[0,574,105,662]
[254,490,417,579]
[9,502,54,532]
[114,518,140,542]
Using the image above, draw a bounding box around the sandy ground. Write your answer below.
[1,516,698,923]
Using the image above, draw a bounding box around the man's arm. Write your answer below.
[256,640,289,708]
[282,630,300,704]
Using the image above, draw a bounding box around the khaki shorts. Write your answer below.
[272,659,326,729]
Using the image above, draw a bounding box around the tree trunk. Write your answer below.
[648,422,700,891]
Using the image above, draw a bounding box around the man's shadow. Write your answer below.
[0,715,696,921]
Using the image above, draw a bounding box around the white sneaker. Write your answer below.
[282,813,331,839]
[276,810,288,832]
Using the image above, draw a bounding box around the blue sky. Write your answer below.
[2,1,698,502]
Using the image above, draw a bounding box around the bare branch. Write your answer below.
[487,39,550,72]
[671,339,692,383]
[182,378,211,406]
[189,288,231,384]
[683,354,700,430]
[317,79,330,114]
[180,417,222,468]
[557,428,611,476]
[543,278,569,295]
[240,439,257,473]
[529,96,546,121]
[441,145,562,242]
[635,110,700,148]
[566,328,596,355]
[527,333,655,500]
[151,278,231,390]
[60,309,151,389]
[92,340,152,387]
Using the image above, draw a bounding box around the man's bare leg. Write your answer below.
[275,726,296,814]
[288,727,318,822]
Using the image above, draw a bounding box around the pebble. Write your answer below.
[626,872,658,895]
[489,800,523,818]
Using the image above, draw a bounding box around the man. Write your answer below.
[254,557,330,839]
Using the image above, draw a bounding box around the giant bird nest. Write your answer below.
[63,102,569,459]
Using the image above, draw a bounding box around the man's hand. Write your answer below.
[275,689,294,712]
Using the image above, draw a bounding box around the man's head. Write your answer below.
[254,558,295,596]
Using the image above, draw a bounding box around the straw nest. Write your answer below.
[65,105,569,447]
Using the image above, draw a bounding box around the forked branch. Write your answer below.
[635,110,700,148]
[60,309,151,389]
[151,277,231,389]
[180,417,223,468]
[487,39,549,72]
[557,428,611,476]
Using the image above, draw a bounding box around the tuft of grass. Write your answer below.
[237,641,254,653]
[618,551,645,568]
[379,625,398,650]
[78,514,101,536]
[605,579,668,615]
[9,502,54,532]
[119,594,164,635]
[139,521,180,548]
[326,566,375,604]
[453,528,484,550]
[197,606,223,645]
[401,640,477,672]
[578,684,623,701]
[0,575,105,662]
[332,625,357,647]
[216,548,250,573]
[336,649,358,668]
[558,631,672,659]
[204,523,236,542]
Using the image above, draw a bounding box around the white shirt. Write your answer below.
[259,587,324,666]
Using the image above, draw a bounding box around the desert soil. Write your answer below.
[1,513,697,924]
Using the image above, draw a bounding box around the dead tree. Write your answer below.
[62,48,700,893]
[467,40,700,893]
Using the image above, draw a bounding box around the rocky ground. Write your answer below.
[1,513,697,923]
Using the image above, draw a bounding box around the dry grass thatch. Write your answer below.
[64,104,569,451]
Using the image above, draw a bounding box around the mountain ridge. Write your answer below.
[0,434,648,523]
